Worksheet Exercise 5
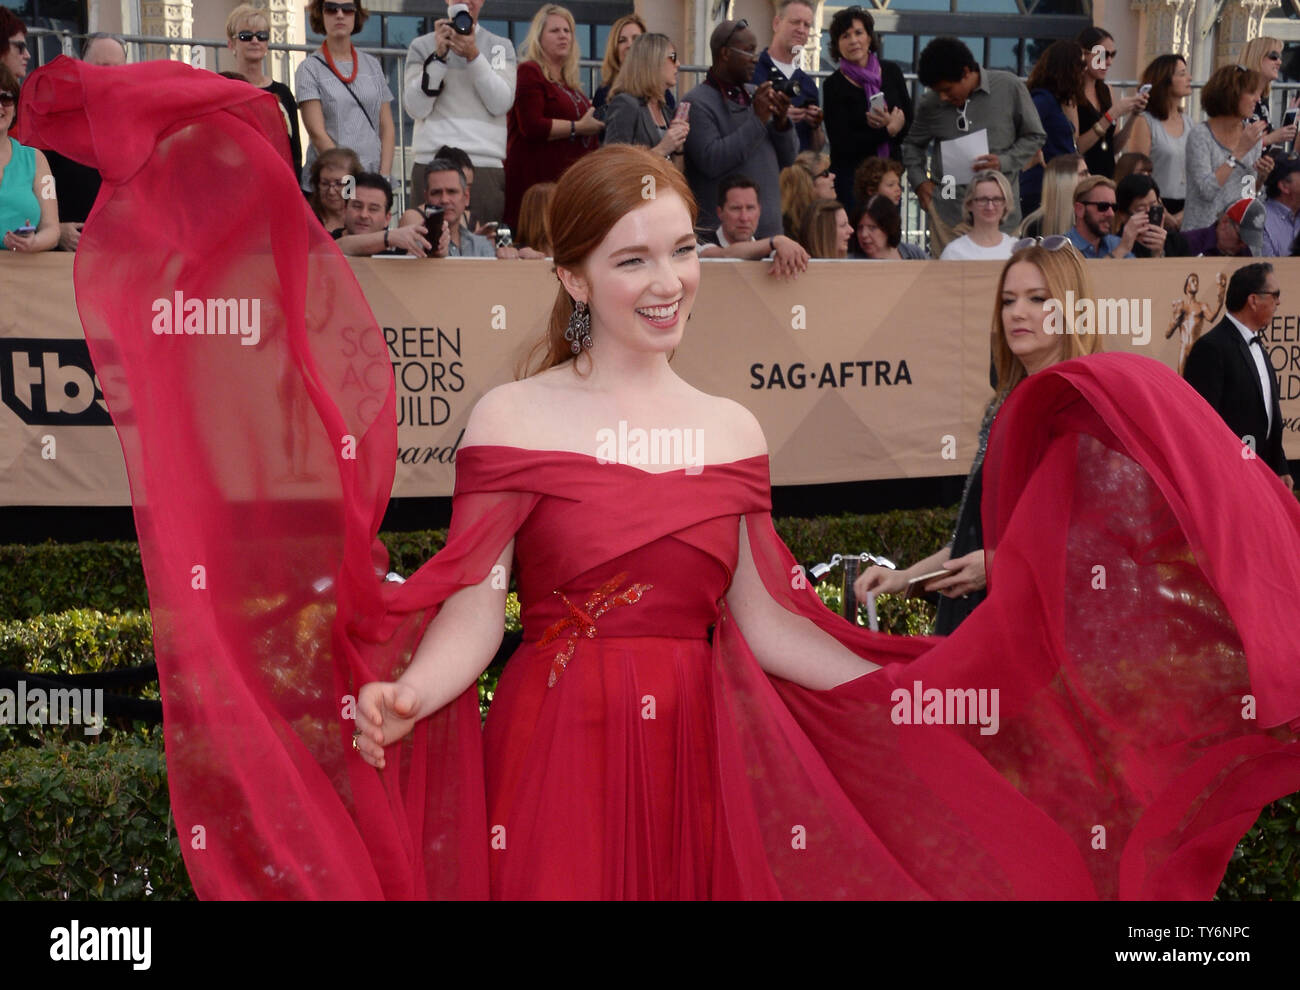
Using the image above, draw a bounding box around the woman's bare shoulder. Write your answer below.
[461,370,577,450]
[684,388,768,462]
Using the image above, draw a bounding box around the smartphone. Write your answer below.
[1138,83,1152,97]
[673,100,691,123]
[1284,106,1298,129]
[1147,203,1164,227]
[422,206,445,253]
[904,568,952,599]
[13,224,36,236]
[494,225,513,249]
[869,92,888,113]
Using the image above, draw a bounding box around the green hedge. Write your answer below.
[0,733,1293,901]
[0,735,193,900]
[0,508,959,620]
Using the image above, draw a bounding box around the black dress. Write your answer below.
[1077,89,1115,178]
[822,60,912,212]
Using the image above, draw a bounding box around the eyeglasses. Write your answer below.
[1081,200,1116,212]
[9,41,27,55]
[1253,289,1282,300]
[236,31,271,43]
[667,52,677,63]
[815,168,831,179]
[955,100,970,132]
[1012,235,1073,252]
[322,2,357,15]
[1101,50,1117,61]
[1266,52,1282,61]
[0,91,15,107]
[319,179,350,189]
[971,196,1005,207]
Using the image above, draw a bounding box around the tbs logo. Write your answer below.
[0,339,113,426]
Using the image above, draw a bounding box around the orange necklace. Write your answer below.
[321,42,358,84]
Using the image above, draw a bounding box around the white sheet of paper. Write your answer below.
[940,128,989,186]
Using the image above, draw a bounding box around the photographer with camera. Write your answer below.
[398,158,541,258]
[334,172,446,257]
[682,19,798,241]
[404,1,516,227]
[751,0,824,154]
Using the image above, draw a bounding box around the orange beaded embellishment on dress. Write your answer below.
[538,571,653,687]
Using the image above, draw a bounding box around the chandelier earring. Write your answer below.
[564,299,593,354]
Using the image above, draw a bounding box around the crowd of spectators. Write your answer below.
[4,3,1300,264]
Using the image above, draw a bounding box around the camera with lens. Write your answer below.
[448,3,474,35]
[769,72,802,99]
[495,225,513,249]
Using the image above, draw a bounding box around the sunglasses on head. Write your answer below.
[323,2,356,15]
[1012,234,1073,253]
[721,18,749,54]
[237,31,270,43]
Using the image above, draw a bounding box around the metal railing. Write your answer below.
[25,28,1300,245]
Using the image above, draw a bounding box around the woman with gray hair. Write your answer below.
[602,33,688,161]
[940,170,1018,259]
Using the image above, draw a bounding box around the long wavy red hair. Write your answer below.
[518,145,697,378]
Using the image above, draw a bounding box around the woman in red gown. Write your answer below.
[22,56,1300,900]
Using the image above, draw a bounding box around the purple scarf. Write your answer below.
[841,53,891,158]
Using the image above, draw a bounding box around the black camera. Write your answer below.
[449,3,474,35]
[769,72,802,99]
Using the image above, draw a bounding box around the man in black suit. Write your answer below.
[1183,262,1293,488]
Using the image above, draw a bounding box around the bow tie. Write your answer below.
[1251,332,1268,348]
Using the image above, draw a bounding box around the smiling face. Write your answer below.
[836,18,872,67]
[616,21,642,62]
[540,14,572,65]
[318,165,351,213]
[812,162,836,199]
[1001,261,1063,375]
[970,178,1006,229]
[1086,37,1115,82]
[1260,47,1282,82]
[559,191,700,357]
[834,208,852,256]
[3,33,28,80]
[0,87,13,136]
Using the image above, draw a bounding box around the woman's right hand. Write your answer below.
[354,680,423,769]
[854,565,910,599]
[657,118,689,155]
[575,106,605,137]
[1236,119,1269,158]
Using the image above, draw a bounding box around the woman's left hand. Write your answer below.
[3,229,39,253]
[924,550,986,598]
[884,106,906,136]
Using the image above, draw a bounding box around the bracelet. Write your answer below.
[384,230,390,249]
[570,120,576,140]
[1103,110,1114,125]
[1226,155,1241,170]
[769,236,776,254]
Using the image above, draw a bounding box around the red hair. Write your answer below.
[519,145,697,377]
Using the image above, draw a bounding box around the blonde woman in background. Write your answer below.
[940,170,1017,260]
[1239,35,1298,153]
[780,151,833,237]
[503,4,602,228]
[1018,153,1087,238]
[800,199,852,258]
[603,34,688,161]
[226,4,301,176]
[592,13,649,111]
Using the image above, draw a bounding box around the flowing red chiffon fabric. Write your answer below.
[23,57,1300,899]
